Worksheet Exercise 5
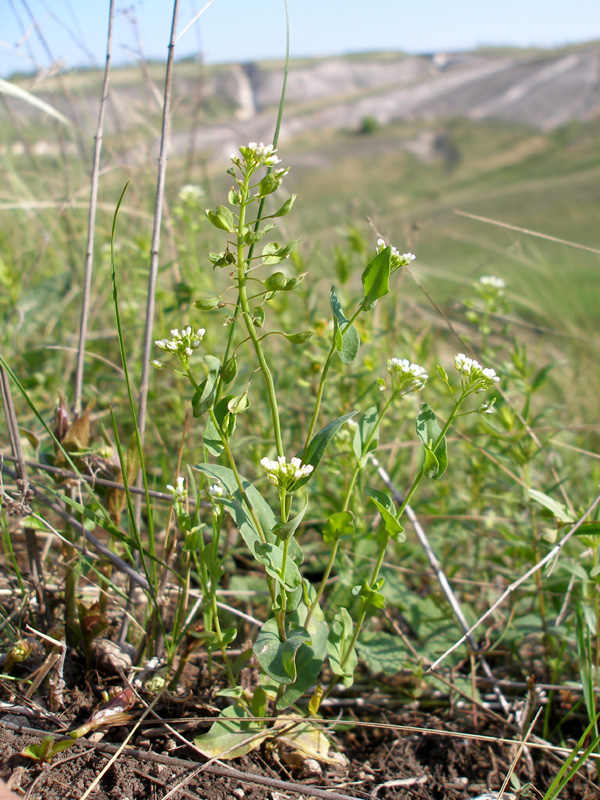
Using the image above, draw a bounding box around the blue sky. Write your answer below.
[2,0,600,77]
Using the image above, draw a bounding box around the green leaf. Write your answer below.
[276,601,329,709]
[416,403,448,479]
[361,246,391,310]
[327,608,357,688]
[338,322,360,364]
[329,286,360,364]
[194,704,267,759]
[21,735,75,763]
[422,445,439,479]
[364,487,405,541]
[356,631,408,675]
[353,579,386,609]
[272,194,296,217]
[528,489,575,523]
[322,511,355,544]
[294,411,358,489]
[254,542,302,590]
[272,496,309,541]
[251,686,268,718]
[206,205,236,232]
[203,395,237,456]
[193,463,275,546]
[192,355,221,417]
[254,618,311,683]
[352,405,379,466]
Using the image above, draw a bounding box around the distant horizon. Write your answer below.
[5,37,600,82]
[2,0,600,80]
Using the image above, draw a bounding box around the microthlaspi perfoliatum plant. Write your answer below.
[152,141,501,759]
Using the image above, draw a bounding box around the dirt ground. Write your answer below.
[1,677,597,800]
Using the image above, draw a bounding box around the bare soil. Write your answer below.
[1,671,597,800]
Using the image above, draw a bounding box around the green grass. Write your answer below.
[2,54,600,792]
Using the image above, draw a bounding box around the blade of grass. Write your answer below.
[543,712,600,800]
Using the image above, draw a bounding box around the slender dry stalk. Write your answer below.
[19,0,89,161]
[1,462,150,592]
[0,354,48,621]
[136,0,180,465]
[455,209,600,256]
[116,0,181,651]
[73,0,116,415]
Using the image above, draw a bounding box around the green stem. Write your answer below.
[338,390,469,671]
[306,393,394,627]
[303,306,363,458]
[210,588,236,686]
[236,190,284,457]
[213,7,289,407]
[185,366,279,613]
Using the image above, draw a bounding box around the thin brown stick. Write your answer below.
[0,355,46,617]
[73,0,115,415]
[455,209,600,256]
[0,463,150,592]
[0,453,204,505]
[136,0,180,456]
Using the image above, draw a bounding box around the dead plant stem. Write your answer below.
[74,0,115,415]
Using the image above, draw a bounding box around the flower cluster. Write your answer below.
[208,483,225,498]
[155,326,205,365]
[232,142,281,168]
[178,184,204,203]
[454,353,500,393]
[167,476,187,504]
[260,455,314,493]
[376,238,416,272]
[479,275,506,290]
[475,275,506,311]
[387,358,428,395]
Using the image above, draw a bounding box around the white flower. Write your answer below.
[387,358,428,394]
[454,353,499,393]
[479,275,506,290]
[167,476,187,503]
[208,483,225,498]
[375,239,416,270]
[178,184,204,203]
[155,325,205,364]
[260,455,314,492]
[238,142,282,167]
